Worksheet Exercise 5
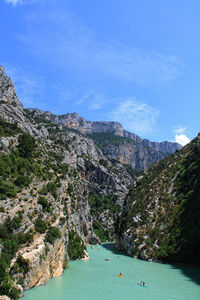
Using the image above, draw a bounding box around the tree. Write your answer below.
[17,133,37,158]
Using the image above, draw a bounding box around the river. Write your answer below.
[24,243,200,300]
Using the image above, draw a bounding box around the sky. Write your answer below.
[1,0,200,145]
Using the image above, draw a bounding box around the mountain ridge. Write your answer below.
[26,108,181,171]
[26,108,181,151]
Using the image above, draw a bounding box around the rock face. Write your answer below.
[116,134,200,265]
[0,296,11,300]
[26,109,124,136]
[21,235,65,289]
[0,67,48,138]
[26,109,181,171]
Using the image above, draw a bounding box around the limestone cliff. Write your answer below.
[26,109,181,171]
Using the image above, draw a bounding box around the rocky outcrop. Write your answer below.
[101,140,166,170]
[26,109,124,136]
[0,66,49,138]
[21,235,65,289]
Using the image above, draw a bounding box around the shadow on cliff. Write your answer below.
[101,243,129,257]
[169,264,200,286]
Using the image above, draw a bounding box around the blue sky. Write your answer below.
[1,0,200,145]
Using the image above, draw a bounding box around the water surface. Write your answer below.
[24,244,200,300]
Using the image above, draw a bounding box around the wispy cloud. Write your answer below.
[75,90,108,110]
[18,1,182,87]
[5,0,20,6]
[174,126,190,146]
[108,98,160,135]
[4,62,160,136]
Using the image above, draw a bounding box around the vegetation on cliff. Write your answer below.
[67,231,86,260]
[117,134,200,265]
[0,215,32,299]
[88,132,134,147]
[0,72,131,298]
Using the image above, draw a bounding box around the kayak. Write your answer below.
[137,282,146,287]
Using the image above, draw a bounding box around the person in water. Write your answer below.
[140,281,145,286]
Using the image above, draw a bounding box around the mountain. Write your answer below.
[0,66,131,298]
[26,109,181,171]
[0,65,195,299]
[116,133,200,265]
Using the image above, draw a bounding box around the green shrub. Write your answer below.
[46,182,57,198]
[59,217,66,226]
[38,196,51,212]
[88,193,119,214]
[0,206,5,212]
[93,220,110,242]
[17,133,37,158]
[0,180,17,199]
[0,275,20,299]
[67,231,86,260]
[45,227,61,245]
[16,254,30,274]
[14,175,31,187]
[0,116,22,138]
[67,183,73,195]
[35,218,48,233]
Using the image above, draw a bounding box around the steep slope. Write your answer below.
[0,66,131,299]
[87,132,180,171]
[116,134,200,265]
[26,108,181,171]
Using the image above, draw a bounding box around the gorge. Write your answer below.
[0,66,199,299]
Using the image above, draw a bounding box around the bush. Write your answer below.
[0,116,22,138]
[16,255,30,274]
[45,227,61,245]
[67,231,86,260]
[17,133,37,158]
[0,275,20,299]
[0,180,17,199]
[46,182,57,198]
[14,175,31,187]
[59,217,66,226]
[93,220,110,242]
[38,196,51,212]
[88,193,119,214]
[67,183,73,195]
[0,206,5,212]
[35,218,48,233]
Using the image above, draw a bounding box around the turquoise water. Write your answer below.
[24,244,200,300]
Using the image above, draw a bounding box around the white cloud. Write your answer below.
[5,0,20,6]
[174,126,190,146]
[18,2,182,86]
[174,126,186,134]
[108,99,159,136]
[175,134,190,146]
